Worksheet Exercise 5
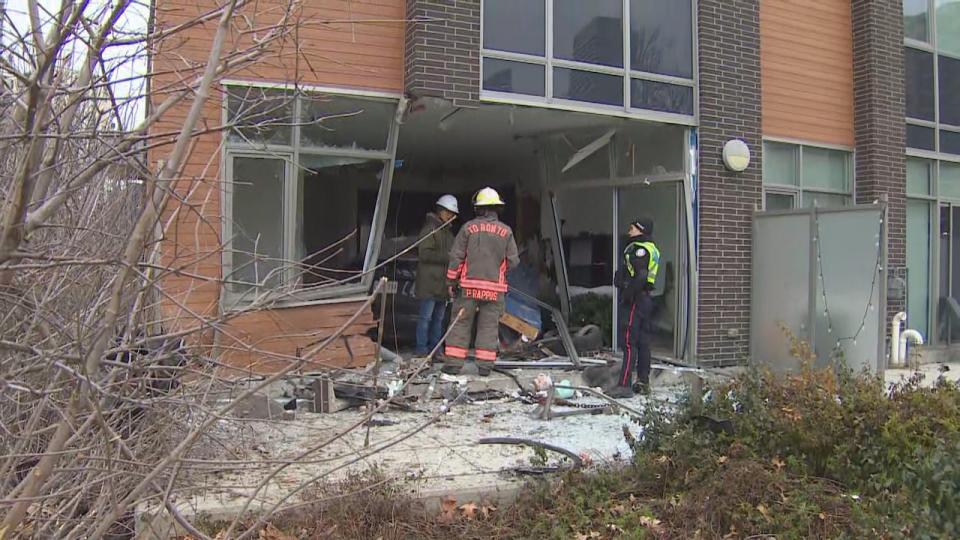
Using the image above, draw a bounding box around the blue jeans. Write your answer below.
[416,298,447,355]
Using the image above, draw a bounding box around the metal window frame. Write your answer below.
[221,151,294,309]
[899,156,960,345]
[761,138,856,209]
[547,125,691,359]
[219,82,403,310]
[904,1,960,155]
[479,0,698,122]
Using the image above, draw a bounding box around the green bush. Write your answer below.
[637,362,960,538]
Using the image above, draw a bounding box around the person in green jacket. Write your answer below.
[414,194,459,356]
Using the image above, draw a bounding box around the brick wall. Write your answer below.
[851,0,906,321]
[150,0,405,373]
[405,0,480,107]
[696,0,763,366]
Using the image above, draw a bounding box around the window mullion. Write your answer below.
[622,0,630,111]
[797,144,805,192]
[286,97,302,288]
[545,0,553,100]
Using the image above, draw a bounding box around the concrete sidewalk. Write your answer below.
[885,361,960,388]
[136,367,698,539]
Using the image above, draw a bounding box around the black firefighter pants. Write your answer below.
[617,292,653,388]
[444,290,504,364]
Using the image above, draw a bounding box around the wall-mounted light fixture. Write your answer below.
[722,139,751,172]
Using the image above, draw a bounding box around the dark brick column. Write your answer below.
[405,0,480,107]
[696,0,763,366]
[851,0,906,322]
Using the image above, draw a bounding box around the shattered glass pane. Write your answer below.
[226,86,294,145]
[299,94,396,151]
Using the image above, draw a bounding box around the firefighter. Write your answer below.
[414,194,459,357]
[443,187,520,376]
[611,217,660,398]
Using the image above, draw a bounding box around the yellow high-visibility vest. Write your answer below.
[624,241,660,286]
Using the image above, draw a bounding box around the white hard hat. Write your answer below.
[436,194,459,214]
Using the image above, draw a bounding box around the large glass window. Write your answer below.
[554,68,623,106]
[906,48,935,122]
[227,87,294,145]
[761,141,854,210]
[908,157,934,196]
[553,0,623,67]
[630,79,694,115]
[908,124,937,151]
[482,58,546,96]
[480,0,696,118]
[942,130,960,155]
[903,158,960,344]
[300,94,394,150]
[943,161,960,198]
[907,199,933,337]
[229,157,286,293]
[905,1,960,152]
[224,85,399,305]
[483,0,545,55]
[940,55,960,126]
[629,0,693,78]
[937,0,960,56]
[905,0,930,42]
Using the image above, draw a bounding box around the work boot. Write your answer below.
[476,362,493,377]
[632,382,651,396]
[606,385,635,399]
[441,358,464,375]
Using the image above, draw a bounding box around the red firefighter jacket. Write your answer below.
[446,213,520,300]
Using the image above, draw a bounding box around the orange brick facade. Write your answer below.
[149,0,406,373]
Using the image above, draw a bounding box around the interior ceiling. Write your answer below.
[397,97,665,167]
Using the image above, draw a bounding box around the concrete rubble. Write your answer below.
[137,359,724,539]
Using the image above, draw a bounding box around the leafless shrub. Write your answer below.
[0,1,428,538]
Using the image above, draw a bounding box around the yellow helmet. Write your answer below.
[473,187,505,207]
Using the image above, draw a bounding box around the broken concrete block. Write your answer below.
[232,393,288,420]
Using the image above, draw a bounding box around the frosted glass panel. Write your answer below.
[802,147,850,191]
[941,162,960,199]
[814,209,883,373]
[907,158,933,196]
[907,200,932,337]
[765,192,795,210]
[751,213,811,373]
[763,142,798,186]
[904,0,929,42]
[936,0,960,56]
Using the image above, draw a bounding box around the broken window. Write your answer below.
[295,157,386,288]
[227,87,294,145]
[223,85,400,306]
[300,94,394,150]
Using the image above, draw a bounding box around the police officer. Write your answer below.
[443,187,520,376]
[611,217,660,398]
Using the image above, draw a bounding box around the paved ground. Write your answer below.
[884,361,960,387]
[136,365,705,539]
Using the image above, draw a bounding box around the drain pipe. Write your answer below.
[899,329,925,368]
[890,312,907,367]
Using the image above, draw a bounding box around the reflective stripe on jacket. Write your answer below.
[624,240,660,286]
[446,214,520,293]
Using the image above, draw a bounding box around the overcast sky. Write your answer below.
[4,0,150,126]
